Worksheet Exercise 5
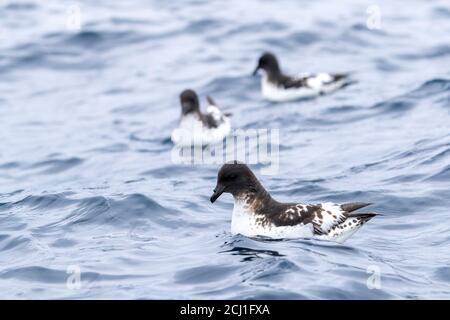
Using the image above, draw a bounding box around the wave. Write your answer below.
[0,266,146,284]
[409,78,450,98]
[28,157,83,174]
[1,193,181,233]
[1,29,150,72]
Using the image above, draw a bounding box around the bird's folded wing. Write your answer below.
[277,203,347,235]
[309,203,348,234]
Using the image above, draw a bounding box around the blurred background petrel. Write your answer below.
[171,89,232,146]
[253,52,350,102]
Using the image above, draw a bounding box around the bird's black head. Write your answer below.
[180,89,200,115]
[253,52,281,76]
[210,162,260,203]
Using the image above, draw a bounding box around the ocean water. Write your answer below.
[1,0,450,299]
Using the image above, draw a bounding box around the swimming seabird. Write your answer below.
[171,89,231,146]
[210,162,377,243]
[253,52,350,102]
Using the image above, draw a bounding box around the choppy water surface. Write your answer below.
[1,0,450,299]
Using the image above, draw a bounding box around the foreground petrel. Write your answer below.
[253,52,350,102]
[171,89,231,146]
[210,162,377,243]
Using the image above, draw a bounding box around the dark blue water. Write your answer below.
[1,0,450,299]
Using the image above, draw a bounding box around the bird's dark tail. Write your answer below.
[333,73,348,82]
[341,202,372,212]
[348,212,378,223]
[332,73,356,88]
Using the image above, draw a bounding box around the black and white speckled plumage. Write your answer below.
[210,162,377,243]
[171,89,231,146]
[253,52,350,102]
[179,89,229,129]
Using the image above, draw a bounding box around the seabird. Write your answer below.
[210,162,377,243]
[253,52,350,102]
[171,89,231,146]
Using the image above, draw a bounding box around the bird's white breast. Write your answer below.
[171,114,231,146]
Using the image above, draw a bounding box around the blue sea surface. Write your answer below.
[1,0,450,299]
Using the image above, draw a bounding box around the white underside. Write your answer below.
[231,199,366,243]
[171,109,231,147]
[261,73,346,102]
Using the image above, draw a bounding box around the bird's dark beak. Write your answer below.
[252,65,260,76]
[210,185,225,203]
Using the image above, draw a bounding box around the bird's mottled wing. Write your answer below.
[274,203,349,235]
[201,98,229,129]
[310,203,349,235]
[280,75,309,89]
[202,113,220,128]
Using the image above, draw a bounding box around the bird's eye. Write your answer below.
[224,174,237,180]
